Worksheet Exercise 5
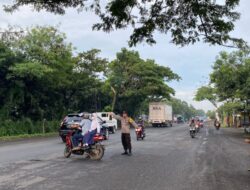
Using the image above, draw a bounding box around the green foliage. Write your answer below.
[195,86,217,107]
[9,62,53,79]
[4,0,246,48]
[106,48,180,116]
[196,49,250,116]
[0,119,59,137]
[170,98,205,120]
[0,26,110,122]
[206,110,216,119]
[0,26,181,135]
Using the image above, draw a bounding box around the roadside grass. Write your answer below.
[0,132,58,142]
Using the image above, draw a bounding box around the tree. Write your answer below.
[0,41,22,118]
[195,86,217,107]
[4,0,246,48]
[106,48,180,116]
[195,49,250,123]
[206,110,215,119]
[170,97,205,120]
[0,26,111,120]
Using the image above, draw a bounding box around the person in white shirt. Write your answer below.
[85,113,101,146]
[72,114,92,151]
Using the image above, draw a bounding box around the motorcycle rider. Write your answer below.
[138,116,144,126]
[189,118,195,127]
[137,116,145,134]
[110,111,138,156]
[214,119,221,129]
[71,113,92,151]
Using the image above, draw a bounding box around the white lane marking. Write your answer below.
[202,141,207,146]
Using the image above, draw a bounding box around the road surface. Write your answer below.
[0,124,249,190]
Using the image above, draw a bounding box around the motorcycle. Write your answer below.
[64,130,105,160]
[215,123,220,130]
[195,124,200,133]
[190,127,196,138]
[135,124,145,140]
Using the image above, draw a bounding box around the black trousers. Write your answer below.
[121,133,131,153]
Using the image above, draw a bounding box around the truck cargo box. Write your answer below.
[149,102,172,127]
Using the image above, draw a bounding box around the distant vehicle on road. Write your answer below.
[199,120,204,128]
[96,112,118,133]
[177,116,184,124]
[149,102,173,127]
[59,113,83,142]
[135,124,146,140]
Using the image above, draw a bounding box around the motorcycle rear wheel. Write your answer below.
[89,144,104,160]
[190,132,195,138]
[64,146,72,158]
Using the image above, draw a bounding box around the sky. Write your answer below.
[1,0,250,112]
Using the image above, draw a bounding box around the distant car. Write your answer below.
[96,112,118,133]
[96,116,109,140]
[59,113,83,142]
[59,113,109,142]
[177,117,184,124]
[199,120,204,128]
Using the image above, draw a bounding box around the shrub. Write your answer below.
[0,118,59,137]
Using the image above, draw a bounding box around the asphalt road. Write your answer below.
[0,124,249,190]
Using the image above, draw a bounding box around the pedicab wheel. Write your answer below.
[89,145,104,160]
[64,146,72,158]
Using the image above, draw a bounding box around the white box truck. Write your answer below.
[149,102,173,127]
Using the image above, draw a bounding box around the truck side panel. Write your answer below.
[149,102,172,124]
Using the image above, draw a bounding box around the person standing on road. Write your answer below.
[110,111,138,156]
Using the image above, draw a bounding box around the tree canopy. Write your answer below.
[0,26,184,119]
[0,26,110,120]
[195,49,250,116]
[195,86,217,107]
[171,98,205,119]
[106,48,180,115]
[4,0,246,48]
